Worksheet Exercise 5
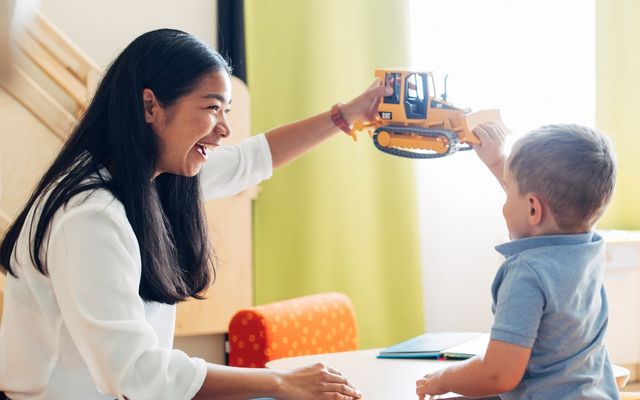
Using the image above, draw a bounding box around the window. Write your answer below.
[410,0,595,333]
[405,73,427,119]
[383,72,401,104]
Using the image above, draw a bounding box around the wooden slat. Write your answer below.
[0,210,8,312]
[0,0,9,80]
[0,209,10,236]
[0,269,4,321]
[26,11,99,87]
[1,65,75,140]
[17,32,89,109]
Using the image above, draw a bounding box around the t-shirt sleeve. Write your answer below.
[47,202,207,400]
[490,261,546,349]
[199,134,273,200]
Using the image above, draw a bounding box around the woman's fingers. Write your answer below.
[320,382,361,398]
[323,368,360,397]
[363,84,391,120]
[365,97,381,120]
[369,82,393,99]
[367,77,382,90]
[342,79,394,124]
[325,365,345,377]
[317,364,361,398]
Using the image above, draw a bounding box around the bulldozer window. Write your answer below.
[384,73,401,104]
[405,73,427,119]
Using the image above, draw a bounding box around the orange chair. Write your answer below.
[227,292,358,368]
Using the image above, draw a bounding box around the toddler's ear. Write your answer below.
[527,195,544,226]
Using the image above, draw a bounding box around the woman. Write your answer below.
[0,29,389,399]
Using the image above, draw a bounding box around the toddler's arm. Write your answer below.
[472,123,507,189]
[415,339,530,399]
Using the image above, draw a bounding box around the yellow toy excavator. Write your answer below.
[350,69,507,159]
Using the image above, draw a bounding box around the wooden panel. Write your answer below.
[1,65,75,140]
[0,210,10,235]
[26,11,99,88]
[175,77,254,336]
[0,0,9,80]
[0,88,64,215]
[0,88,64,319]
[17,32,90,108]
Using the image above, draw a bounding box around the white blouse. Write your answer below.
[0,135,273,400]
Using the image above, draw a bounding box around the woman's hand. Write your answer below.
[416,369,448,400]
[341,78,394,125]
[274,362,362,400]
[265,78,393,168]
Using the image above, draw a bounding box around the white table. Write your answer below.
[267,348,630,400]
[267,348,494,399]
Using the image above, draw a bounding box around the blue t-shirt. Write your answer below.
[491,232,619,399]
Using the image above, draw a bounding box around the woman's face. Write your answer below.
[145,70,232,178]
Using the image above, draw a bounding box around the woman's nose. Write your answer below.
[216,119,231,138]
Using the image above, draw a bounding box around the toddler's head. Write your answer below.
[504,124,616,237]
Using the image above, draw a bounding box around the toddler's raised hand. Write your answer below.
[472,123,506,167]
[472,122,508,187]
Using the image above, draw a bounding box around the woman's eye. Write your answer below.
[224,108,231,114]
[207,105,220,112]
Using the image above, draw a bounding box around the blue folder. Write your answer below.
[377,331,487,359]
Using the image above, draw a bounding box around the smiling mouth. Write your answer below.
[196,142,216,157]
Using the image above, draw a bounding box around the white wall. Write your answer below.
[40,0,217,68]
[410,0,595,333]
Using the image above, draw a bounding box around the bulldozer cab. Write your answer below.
[379,70,433,122]
[404,72,428,119]
[350,69,490,159]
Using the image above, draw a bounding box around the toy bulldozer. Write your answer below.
[350,69,507,159]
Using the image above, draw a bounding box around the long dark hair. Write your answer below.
[0,29,231,304]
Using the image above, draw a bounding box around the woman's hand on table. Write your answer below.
[275,362,362,400]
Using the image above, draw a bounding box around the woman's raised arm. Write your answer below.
[265,79,392,168]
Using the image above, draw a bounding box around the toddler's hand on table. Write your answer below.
[416,370,447,400]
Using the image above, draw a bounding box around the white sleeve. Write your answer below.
[47,202,207,400]
[199,134,273,200]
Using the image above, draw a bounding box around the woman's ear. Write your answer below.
[527,195,544,226]
[142,88,159,123]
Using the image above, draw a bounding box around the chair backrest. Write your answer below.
[227,292,358,368]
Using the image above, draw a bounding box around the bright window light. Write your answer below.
[409,0,595,332]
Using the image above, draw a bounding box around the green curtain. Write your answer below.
[596,0,640,229]
[245,0,424,348]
